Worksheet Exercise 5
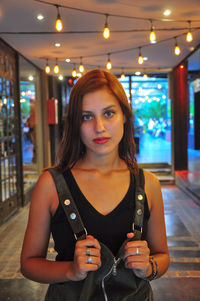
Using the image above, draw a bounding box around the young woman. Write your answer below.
[21,69,169,300]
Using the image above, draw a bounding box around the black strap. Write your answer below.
[132,168,145,240]
[48,168,87,241]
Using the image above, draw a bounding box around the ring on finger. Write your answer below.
[86,247,90,256]
[136,247,139,255]
[87,256,92,264]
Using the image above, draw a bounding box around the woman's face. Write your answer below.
[80,88,125,158]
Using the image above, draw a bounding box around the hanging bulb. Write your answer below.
[45,59,50,73]
[79,57,84,73]
[143,73,148,79]
[174,38,181,55]
[55,5,63,32]
[149,20,156,43]
[103,14,110,39]
[138,48,144,65]
[54,58,59,73]
[120,68,125,79]
[72,65,77,78]
[106,54,112,70]
[186,21,193,42]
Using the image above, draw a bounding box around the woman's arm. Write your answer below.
[20,171,101,284]
[123,170,170,279]
[144,170,170,278]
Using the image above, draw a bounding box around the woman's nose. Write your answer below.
[94,116,105,133]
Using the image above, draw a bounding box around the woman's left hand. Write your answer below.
[123,233,151,279]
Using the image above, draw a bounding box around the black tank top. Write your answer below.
[50,169,150,261]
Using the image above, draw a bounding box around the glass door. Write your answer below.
[119,74,171,172]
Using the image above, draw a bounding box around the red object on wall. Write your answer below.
[47,98,58,124]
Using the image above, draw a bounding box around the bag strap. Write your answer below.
[132,168,145,240]
[48,168,87,241]
[49,167,145,242]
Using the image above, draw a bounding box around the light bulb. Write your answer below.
[138,55,144,65]
[55,6,63,32]
[56,17,63,31]
[186,31,193,42]
[103,27,110,39]
[54,64,59,74]
[103,15,110,39]
[149,30,156,43]
[121,73,125,79]
[174,45,181,55]
[106,60,112,70]
[79,64,84,73]
[45,64,50,73]
[143,74,148,79]
[72,68,77,77]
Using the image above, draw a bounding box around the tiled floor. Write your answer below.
[0,184,200,301]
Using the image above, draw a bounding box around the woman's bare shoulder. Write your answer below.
[143,169,162,210]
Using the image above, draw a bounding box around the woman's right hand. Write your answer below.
[69,235,101,281]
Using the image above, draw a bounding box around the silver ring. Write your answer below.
[86,247,90,256]
[136,247,139,255]
[87,256,92,264]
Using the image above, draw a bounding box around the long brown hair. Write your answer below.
[56,69,138,174]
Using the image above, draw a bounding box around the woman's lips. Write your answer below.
[93,137,110,144]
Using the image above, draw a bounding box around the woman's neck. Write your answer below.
[75,152,127,173]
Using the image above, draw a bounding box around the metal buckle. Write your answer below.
[132,223,143,233]
[74,227,88,240]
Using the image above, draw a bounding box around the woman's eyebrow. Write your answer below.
[82,105,116,113]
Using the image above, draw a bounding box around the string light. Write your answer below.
[149,20,156,43]
[120,68,125,79]
[103,14,110,39]
[138,47,144,64]
[55,5,63,32]
[79,57,84,73]
[174,38,181,55]
[106,53,112,70]
[186,21,193,42]
[54,58,59,73]
[72,65,77,77]
[45,59,50,73]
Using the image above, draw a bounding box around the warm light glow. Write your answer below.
[186,31,193,42]
[103,15,110,39]
[79,64,84,73]
[180,65,184,69]
[106,60,112,70]
[149,29,156,43]
[58,75,63,80]
[55,6,63,32]
[65,58,71,62]
[143,73,148,79]
[72,68,77,77]
[138,55,144,65]
[174,45,181,55]
[135,71,141,76]
[54,64,59,74]
[121,73,125,79]
[55,43,61,47]
[103,27,110,39]
[163,9,171,16]
[45,64,50,73]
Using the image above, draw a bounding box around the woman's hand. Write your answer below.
[123,233,151,279]
[70,235,101,281]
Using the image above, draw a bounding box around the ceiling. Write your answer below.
[0,0,200,76]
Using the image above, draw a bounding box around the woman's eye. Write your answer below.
[104,111,114,118]
[82,114,93,121]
